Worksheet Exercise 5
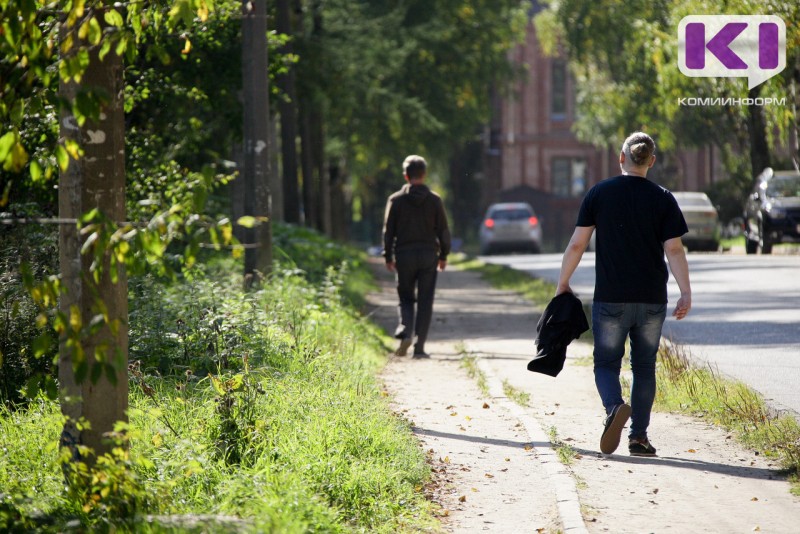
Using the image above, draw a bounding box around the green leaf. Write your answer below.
[104,9,124,28]
[90,362,103,383]
[24,375,41,399]
[98,39,112,61]
[30,160,43,182]
[88,16,103,45]
[75,360,89,384]
[0,131,16,161]
[209,374,226,395]
[33,334,51,358]
[236,215,257,228]
[105,363,118,385]
[55,145,70,171]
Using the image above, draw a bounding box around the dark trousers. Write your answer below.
[394,248,438,352]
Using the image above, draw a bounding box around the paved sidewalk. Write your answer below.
[367,259,800,533]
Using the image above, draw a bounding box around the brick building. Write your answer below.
[483,6,721,250]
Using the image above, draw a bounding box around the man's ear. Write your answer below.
[648,155,656,169]
[619,151,626,165]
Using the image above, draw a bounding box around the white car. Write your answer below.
[672,192,721,252]
[479,202,542,255]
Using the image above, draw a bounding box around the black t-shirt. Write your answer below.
[576,175,688,304]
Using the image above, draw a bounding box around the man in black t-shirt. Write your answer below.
[555,132,692,457]
[383,155,451,358]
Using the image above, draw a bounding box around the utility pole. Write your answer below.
[242,0,273,280]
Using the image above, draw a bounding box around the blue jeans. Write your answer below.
[592,302,667,439]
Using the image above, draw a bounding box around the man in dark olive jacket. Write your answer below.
[383,155,451,358]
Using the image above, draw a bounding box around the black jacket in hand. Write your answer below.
[528,292,589,377]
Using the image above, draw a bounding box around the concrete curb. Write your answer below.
[477,358,589,534]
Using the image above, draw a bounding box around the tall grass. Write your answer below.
[0,232,436,531]
[655,340,800,481]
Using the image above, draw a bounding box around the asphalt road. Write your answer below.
[480,251,800,417]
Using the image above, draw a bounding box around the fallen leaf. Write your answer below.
[465,415,472,421]
[459,495,467,502]
[450,412,458,417]
[523,444,534,451]
[446,405,455,409]
[443,456,451,464]
[753,527,761,531]
[652,488,659,494]
[483,402,491,409]
[751,497,759,502]
[505,457,511,462]
[501,468,508,472]
[485,473,495,479]
[687,449,697,453]
[471,487,479,492]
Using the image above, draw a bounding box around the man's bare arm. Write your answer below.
[664,236,691,319]
[556,226,594,296]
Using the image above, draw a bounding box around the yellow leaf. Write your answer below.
[69,305,82,332]
[182,38,192,55]
[197,1,209,22]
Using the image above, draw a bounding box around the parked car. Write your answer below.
[479,202,542,255]
[744,168,800,254]
[672,192,720,252]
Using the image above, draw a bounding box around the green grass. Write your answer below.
[450,255,555,305]
[0,230,438,532]
[502,380,531,408]
[455,255,800,490]
[548,426,577,466]
[459,352,489,397]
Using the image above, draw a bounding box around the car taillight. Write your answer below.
[529,216,539,226]
[484,218,495,229]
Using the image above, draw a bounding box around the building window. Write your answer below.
[552,157,587,197]
[551,61,567,119]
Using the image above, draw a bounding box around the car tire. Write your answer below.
[745,238,758,254]
[479,245,492,256]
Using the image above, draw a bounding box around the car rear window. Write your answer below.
[489,208,532,221]
[766,176,800,198]
[675,196,711,208]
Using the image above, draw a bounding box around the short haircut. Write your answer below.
[622,132,656,166]
[403,155,427,180]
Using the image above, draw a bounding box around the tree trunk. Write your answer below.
[299,103,318,229]
[747,85,771,178]
[242,0,273,281]
[276,0,301,224]
[329,163,347,241]
[58,28,128,463]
